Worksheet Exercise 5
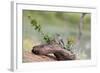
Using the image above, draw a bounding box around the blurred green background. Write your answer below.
[22,10,91,60]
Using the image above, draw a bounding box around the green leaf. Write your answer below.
[31,19,37,26]
[37,25,41,32]
[34,25,39,30]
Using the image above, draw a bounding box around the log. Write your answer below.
[32,43,76,60]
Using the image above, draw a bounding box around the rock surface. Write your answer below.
[23,51,56,63]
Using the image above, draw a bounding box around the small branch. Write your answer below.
[78,13,86,41]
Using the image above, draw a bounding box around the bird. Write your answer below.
[55,33,64,48]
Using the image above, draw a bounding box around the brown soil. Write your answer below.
[23,51,57,63]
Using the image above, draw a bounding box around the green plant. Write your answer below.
[30,18,52,44]
[63,36,75,50]
[66,37,75,49]
[43,34,51,43]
